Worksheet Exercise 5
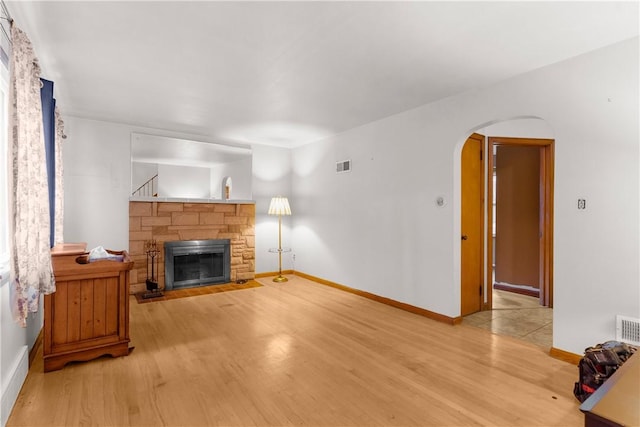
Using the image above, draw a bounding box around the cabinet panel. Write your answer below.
[105,276,119,336]
[51,281,68,346]
[80,279,95,341]
[92,278,107,337]
[67,281,82,343]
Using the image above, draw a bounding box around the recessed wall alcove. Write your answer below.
[129,201,255,294]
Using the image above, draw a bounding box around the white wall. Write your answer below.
[210,156,253,200]
[1,280,42,427]
[157,164,210,199]
[251,144,293,273]
[131,162,157,194]
[291,38,639,355]
[479,118,554,139]
[63,118,132,251]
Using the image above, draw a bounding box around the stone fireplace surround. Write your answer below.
[129,201,255,294]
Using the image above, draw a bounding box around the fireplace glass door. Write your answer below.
[164,239,231,290]
[174,252,223,286]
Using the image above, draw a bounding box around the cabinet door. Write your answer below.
[50,276,121,353]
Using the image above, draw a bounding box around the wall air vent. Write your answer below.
[616,315,640,346]
[336,159,351,173]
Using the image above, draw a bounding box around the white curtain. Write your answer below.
[54,106,65,245]
[8,24,55,327]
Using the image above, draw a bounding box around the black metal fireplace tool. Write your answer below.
[143,239,163,299]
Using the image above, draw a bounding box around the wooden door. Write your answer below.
[494,146,541,291]
[461,133,484,316]
[487,137,554,308]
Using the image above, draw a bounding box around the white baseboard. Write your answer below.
[1,345,28,427]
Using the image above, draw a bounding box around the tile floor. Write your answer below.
[463,289,552,348]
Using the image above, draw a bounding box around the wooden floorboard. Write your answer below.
[7,275,583,426]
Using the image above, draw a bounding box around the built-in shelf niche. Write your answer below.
[131,132,252,200]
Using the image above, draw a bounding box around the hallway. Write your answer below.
[463,290,552,348]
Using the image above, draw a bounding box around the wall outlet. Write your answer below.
[578,199,586,210]
[292,253,296,261]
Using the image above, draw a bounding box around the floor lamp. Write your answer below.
[268,196,291,282]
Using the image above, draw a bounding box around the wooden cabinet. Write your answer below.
[44,249,133,372]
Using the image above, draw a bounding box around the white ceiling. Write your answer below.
[6,1,639,148]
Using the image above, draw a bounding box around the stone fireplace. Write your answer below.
[164,239,231,290]
[129,201,255,294]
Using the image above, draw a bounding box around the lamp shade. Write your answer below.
[268,196,291,216]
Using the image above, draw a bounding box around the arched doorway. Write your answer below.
[460,119,555,348]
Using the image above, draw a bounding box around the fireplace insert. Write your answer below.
[164,239,231,290]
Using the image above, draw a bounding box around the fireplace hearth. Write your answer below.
[164,239,231,290]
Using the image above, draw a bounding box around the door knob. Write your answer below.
[461,235,468,240]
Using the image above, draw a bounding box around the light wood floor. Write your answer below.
[8,275,583,426]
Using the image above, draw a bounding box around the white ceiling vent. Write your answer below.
[336,159,351,173]
[616,315,640,346]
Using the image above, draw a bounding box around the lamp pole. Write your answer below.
[274,212,287,282]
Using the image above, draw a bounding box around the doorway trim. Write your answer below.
[487,137,554,309]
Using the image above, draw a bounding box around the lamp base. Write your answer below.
[273,275,288,283]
